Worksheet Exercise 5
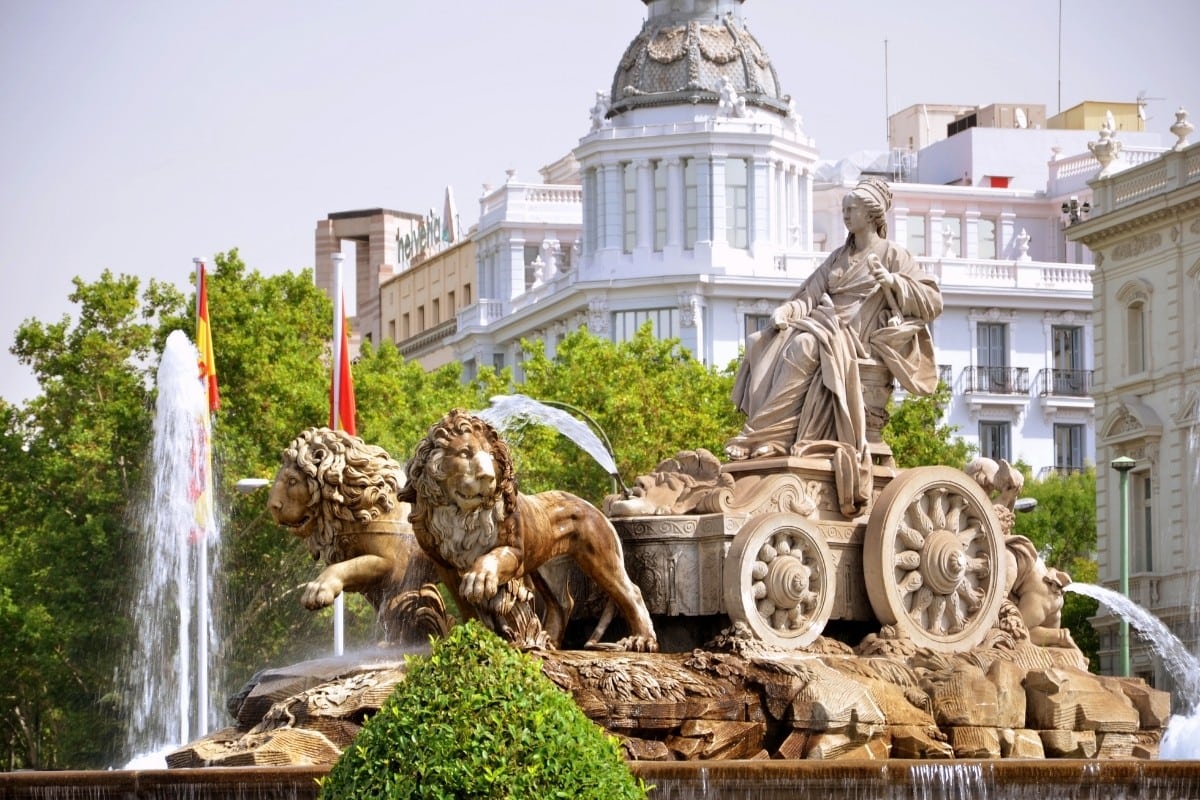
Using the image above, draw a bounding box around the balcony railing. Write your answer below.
[1035,368,1094,397]
[937,364,953,386]
[963,366,1029,395]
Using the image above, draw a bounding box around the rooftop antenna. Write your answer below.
[1136,90,1163,130]
[883,38,890,147]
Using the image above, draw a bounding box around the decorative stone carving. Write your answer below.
[678,291,700,327]
[587,295,609,333]
[268,428,446,645]
[1112,233,1162,261]
[398,409,657,652]
[589,90,611,131]
[606,449,734,517]
[1170,107,1194,150]
[1089,123,1123,178]
[716,76,746,118]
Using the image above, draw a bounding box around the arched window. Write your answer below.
[1116,279,1153,377]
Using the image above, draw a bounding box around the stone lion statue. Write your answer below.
[398,409,658,652]
[269,427,444,645]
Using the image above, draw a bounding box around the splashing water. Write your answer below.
[1066,582,1200,758]
[121,330,223,766]
[479,394,619,478]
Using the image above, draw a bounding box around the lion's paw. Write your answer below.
[302,579,340,610]
[460,568,499,604]
[615,635,659,654]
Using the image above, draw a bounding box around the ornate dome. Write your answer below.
[609,0,789,117]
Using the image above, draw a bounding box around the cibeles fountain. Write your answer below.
[144,181,1200,797]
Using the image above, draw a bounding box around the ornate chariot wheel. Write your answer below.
[863,466,1008,652]
[722,512,836,649]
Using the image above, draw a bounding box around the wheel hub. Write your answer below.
[920,529,967,595]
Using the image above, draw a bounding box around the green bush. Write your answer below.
[319,621,647,800]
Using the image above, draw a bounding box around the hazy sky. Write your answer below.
[2,0,1197,403]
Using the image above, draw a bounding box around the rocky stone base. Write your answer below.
[168,632,1169,768]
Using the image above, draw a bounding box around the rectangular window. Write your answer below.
[653,161,667,251]
[493,352,506,371]
[387,320,396,341]
[977,218,997,259]
[744,313,771,342]
[611,308,680,343]
[432,298,440,325]
[941,218,961,257]
[907,214,927,257]
[976,322,1009,392]
[1053,424,1085,472]
[1052,325,1085,394]
[447,290,456,316]
[726,158,749,249]
[979,420,1011,462]
[623,162,637,253]
[402,313,410,339]
[417,306,425,330]
[684,158,698,250]
[464,284,472,306]
[1132,471,1153,572]
[1128,302,1146,374]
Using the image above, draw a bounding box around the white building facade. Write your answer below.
[435,0,1178,478]
[1068,125,1200,689]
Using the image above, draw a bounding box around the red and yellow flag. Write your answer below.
[196,263,220,412]
[330,296,357,435]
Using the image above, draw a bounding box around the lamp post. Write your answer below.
[1111,455,1136,677]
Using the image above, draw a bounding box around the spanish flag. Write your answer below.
[196,261,220,412]
[330,295,357,435]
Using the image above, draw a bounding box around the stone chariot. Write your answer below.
[609,363,1009,654]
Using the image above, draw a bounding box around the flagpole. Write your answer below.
[331,252,346,657]
[192,258,211,738]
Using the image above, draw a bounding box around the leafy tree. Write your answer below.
[2,271,185,768]
[319,620,646,800]
[514,325,740,504]
[882,382,973,469]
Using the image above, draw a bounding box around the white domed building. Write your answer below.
[318,0,1172,476]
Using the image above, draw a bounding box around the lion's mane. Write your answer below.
[282,427,406,563]
[402,409,519,548]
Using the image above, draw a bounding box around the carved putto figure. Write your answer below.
[399,409,658,652]
[716,75,747,118]
[589,90,612,131]
[726,177,942,513]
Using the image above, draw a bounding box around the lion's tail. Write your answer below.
[585,599,617,648]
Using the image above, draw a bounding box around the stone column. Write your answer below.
[798,168,813,250]
[601,162,622,252]
[705,154,724,245]
[964,210,981,259]
[999,210,1017,259]
[697,156,714,245]
[507,236,526,300]
[751,156,770,254]
[636,158,654,254]
[666,157,684,255]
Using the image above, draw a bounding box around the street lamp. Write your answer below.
[1061,196,1091,225]
[1111,455,1136,677]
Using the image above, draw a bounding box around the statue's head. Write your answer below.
[850,176,892,237]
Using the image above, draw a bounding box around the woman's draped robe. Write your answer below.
[730,240,942,515]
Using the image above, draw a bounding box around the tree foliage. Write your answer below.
[514,325,739,503]
[1013,468,1100,670]
[319,621,646,800]
[882,382,973,469]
